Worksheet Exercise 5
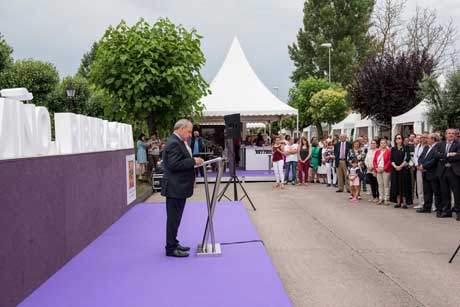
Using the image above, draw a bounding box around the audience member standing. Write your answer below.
[324,141,337,187]
[365,139,379,202]
[413,134,427,209]
[373,139,391,205]
[284,136,298,185]
[435,128,460,220]
[390,134,412,209]
[136,133,153,180]
[334,134,351,193]
[310,140,322,183]
[297,136,311,186]
[416,133,442,215]
[272,137,285,189]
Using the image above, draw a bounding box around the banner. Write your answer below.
[126,154,136,205]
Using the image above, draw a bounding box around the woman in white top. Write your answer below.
[364,139,379,202]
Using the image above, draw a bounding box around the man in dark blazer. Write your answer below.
[334,134,352,192]
[417,133,442,215]
[161,119,204,257]
[435,129,460,220]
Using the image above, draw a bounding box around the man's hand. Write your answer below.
[194,157,204,165]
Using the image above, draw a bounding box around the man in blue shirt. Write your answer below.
[191,131,205,177]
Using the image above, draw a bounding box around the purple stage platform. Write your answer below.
[18,201,291,307]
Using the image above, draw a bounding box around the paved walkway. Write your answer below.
[148,182,460,307]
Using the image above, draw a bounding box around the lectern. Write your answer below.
[195,157,224,256]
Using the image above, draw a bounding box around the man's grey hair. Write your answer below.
[174,119,192,131]
[430,133,441,142]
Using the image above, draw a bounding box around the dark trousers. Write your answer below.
[297,161,309,184]
[423,175,442,211]
[439,168,460,214]
[366,173,379,199]
[166,197,186,253]
[284,161,297,183]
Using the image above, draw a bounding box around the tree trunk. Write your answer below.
[147,113,157,136]
[315,122,323,139]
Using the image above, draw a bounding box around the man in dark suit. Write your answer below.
[161,119,204,257]
[417,133,442,215]
[435,129,460,220]
[334,134,352,192]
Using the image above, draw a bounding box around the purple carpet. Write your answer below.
[18,202,291,307]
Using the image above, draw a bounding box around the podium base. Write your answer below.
[196,243,222,256]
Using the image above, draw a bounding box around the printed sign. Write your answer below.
[126,154,136,205]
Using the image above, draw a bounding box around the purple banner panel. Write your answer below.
[0,149,135,307]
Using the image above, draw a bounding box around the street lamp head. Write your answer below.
[66,85,76,98]
[321,43,332,48]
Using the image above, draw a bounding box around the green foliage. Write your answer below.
[350,50,434,125]
[0,33,13,73]
[288,76,342,128]
[89,18,210,134]
[77,42,98,79]
[289,0,375,86]
[421,73,460,131]
[309,89,348,125]
[0,59,60,106]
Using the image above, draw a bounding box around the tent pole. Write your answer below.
[296,113,299,138]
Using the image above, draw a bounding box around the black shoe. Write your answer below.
[177,244,190,252]
[436,211,442,218]
[166,249,189,257]
[327,184,331,187]
[416,208,431,213]
[440,212,453,218]
[336,189,343,193]
[457,215,460,222]
[394,204,401,208]
[402,205,408,209]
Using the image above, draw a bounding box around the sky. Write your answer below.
[1,0,459,102]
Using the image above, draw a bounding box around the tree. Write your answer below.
[288,76,341,128]
[404,7,457,70]
[77,42,98,79]
[350,50,434,125]
[420,73,460,131]
[0,59,60,106]
[0,33,13,73]
[288,0,375,85]
[89,18,210,134]
[371,0,407,56]
[308,89,348,137]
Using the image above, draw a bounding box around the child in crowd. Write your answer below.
[348,159,363,203]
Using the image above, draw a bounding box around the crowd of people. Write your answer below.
[271,129,460,221]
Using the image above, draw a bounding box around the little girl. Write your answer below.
[348,159,363,203]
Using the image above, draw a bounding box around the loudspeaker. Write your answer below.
[224,113,241,139]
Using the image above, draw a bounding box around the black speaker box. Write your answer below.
[224,113,241,139]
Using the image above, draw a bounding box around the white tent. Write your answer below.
[331,113,361,138]
[200,37,298,130]
[391,100,430,136]
[303,123,329,140]
[354,117,380,140]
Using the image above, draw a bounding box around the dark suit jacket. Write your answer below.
[161,134,196,199]
[334,141,352,166]
[419,144,438,181]
[435,140,460,177]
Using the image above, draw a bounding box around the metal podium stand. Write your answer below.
[196,157,225,256]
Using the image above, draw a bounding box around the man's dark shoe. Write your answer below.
[436,211,442,218]
[456,215,460,222]
[416,208,431,213]
[336,189,343,193]
[177,244,190,252]
[166,249,189,257]
[440,212,452,218]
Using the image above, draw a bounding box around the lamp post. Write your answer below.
[66,84,76,113]
[320,43,332,83]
